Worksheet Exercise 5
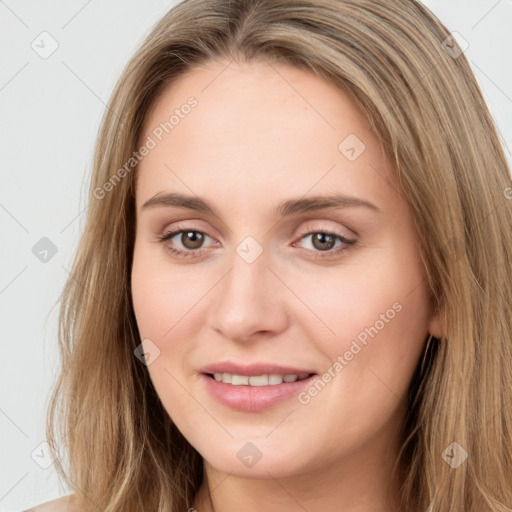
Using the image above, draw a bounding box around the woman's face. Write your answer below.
[131,58,443,480]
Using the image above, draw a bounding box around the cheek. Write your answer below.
[131,241,208,339]
[291,243,430,397]
[131,245,203,423]
[130,242,217,412]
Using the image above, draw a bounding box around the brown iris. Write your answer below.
[310,233,336,251]
[180,231,204,249]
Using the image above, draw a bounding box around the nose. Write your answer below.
[206,245,289,343]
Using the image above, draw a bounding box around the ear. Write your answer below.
[427,303,446,339]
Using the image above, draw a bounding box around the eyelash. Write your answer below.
[156,225,356,260]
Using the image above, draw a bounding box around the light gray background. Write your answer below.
[1,1,511,510]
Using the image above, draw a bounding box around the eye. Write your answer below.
[156,226,356,260]
[294,230,356,259]
[157,228,215,258]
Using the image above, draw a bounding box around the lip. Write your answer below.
[199,361,315,376]
[199,361,317,412]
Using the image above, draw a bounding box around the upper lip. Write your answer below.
[200,361,316,376]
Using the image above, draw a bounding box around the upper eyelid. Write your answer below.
[160,218,356,240]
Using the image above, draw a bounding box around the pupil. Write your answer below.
[314,233,334,250]
[183,231,203,249]
[180,232,336,251]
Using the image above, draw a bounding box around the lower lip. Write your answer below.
[201,373,317,412]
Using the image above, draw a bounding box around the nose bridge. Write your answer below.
[228,251,266,302]
[206,236,287,341]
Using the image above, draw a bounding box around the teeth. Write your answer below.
[232,374,249,385]
[211,372,311,386]
[269,374,284,385]
[249,375,268,386]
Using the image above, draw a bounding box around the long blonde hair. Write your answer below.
[47,1,512,510]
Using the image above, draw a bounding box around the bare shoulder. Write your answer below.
[25,494,75,512]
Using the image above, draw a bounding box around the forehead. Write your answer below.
[141,58,371,143]
[135,58,398,216]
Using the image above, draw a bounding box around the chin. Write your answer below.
[195,435,315,479]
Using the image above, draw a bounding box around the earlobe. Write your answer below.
[427,306,446,340]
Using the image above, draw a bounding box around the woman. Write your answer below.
[30,0,512,510]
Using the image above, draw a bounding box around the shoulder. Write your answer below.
[24,494,75,512]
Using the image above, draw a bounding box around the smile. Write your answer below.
[208,372,312,386]
[201,371,318,412]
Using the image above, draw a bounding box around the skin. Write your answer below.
[131,57,444,512]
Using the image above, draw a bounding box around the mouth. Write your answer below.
[205,372,314,386]
[199,365,318,411]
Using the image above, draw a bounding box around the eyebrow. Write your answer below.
[141,192,381,216]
